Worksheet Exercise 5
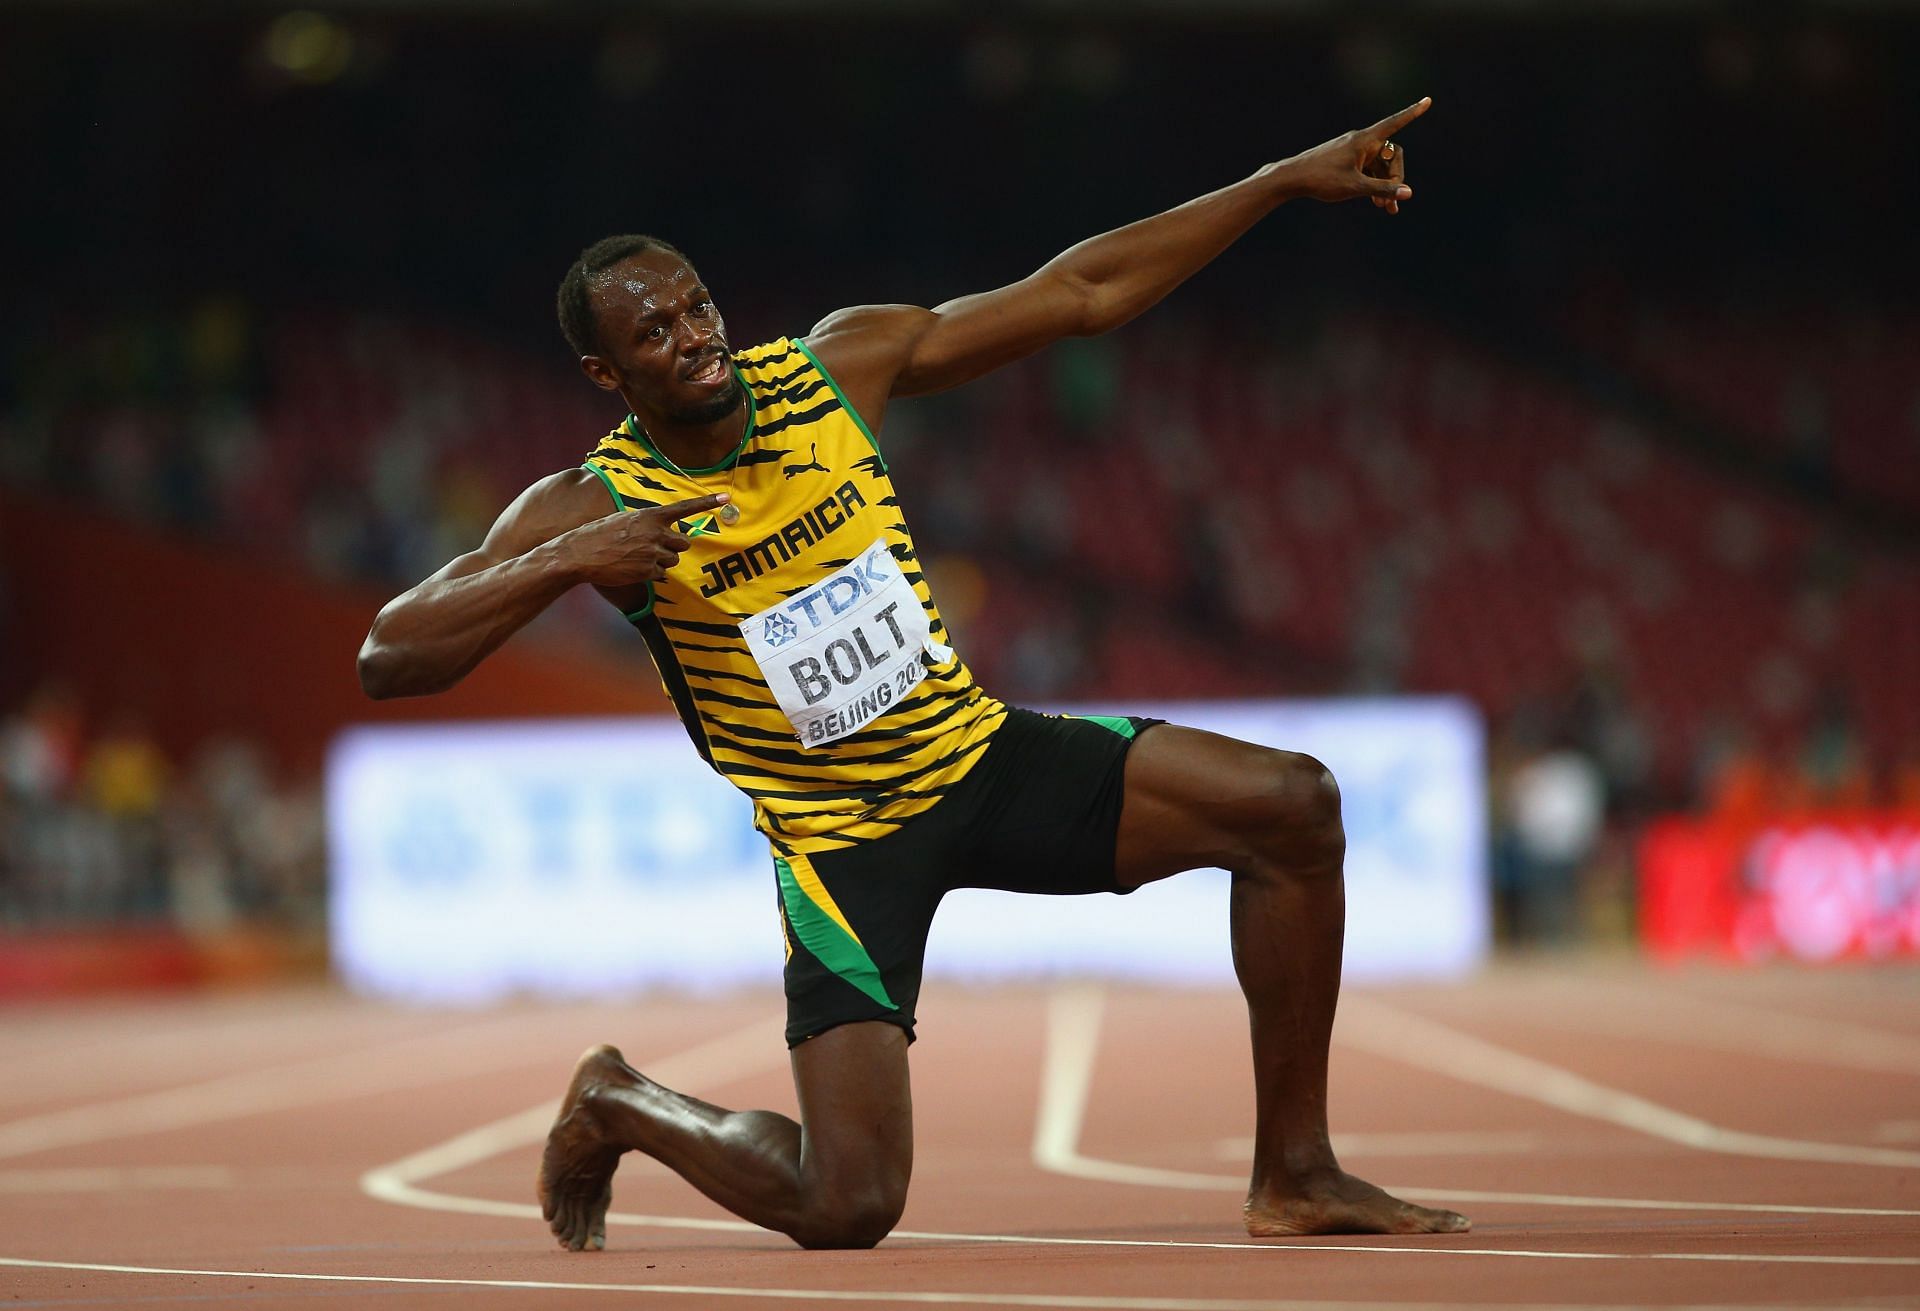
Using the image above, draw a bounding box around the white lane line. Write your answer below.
[0,1166,234,1192]
[1336,997,1920,1169]
[7,1246,1920,1311]
[1523,980,1920,1077]
[0,1011,577,1161]
[1033,985,1920,1221]
[359,990,1920,1267]
[1216,1133,1546,1160]
[3,1258,1897,1311]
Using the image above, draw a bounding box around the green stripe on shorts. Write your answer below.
[775,857,897,1011]
[1079,714,1138,740]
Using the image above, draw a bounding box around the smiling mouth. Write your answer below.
[686,353,729,385]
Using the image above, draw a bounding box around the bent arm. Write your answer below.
[808,99,1428,403]
[356,471,608,699]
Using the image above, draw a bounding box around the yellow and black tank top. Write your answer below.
[582,337,1007,855]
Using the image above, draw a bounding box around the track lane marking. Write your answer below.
[0,1010,589,1161]
[1033,985,1920,1224]
[1214,1132,1547,1159]
[1515,979,1920,1077]
[1336,996,1920,1168]
[363,989,1920,1268]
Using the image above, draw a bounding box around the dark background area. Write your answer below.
[5,4,1916,347]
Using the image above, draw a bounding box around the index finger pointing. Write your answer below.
[648,492,731,519]
[1367,96,1432,139]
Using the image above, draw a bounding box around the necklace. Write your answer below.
[624,410,750,528]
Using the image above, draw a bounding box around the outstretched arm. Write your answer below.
[807,98,1428,409]
[356,470,727,699]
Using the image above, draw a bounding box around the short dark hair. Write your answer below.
[556,234,693,357]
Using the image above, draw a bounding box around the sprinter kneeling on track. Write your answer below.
[357,97,1469,1250]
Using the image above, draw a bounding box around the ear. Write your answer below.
[579,355,621,392]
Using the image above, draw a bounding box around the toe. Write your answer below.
[1402,1203,1469,1234]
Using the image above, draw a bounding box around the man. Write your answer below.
[358,97,1469,1250]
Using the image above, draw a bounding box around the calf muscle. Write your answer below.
[1114,725,1469,1237]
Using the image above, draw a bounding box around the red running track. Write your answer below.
[1,960,1917,1309]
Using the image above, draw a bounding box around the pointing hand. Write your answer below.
[562,493,731,587]
[1277,97,1430,215]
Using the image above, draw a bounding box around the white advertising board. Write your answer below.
[327,699,1486,1002]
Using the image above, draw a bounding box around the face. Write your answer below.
[581,249,744,426]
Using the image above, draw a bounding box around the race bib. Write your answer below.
[740,537,951,749]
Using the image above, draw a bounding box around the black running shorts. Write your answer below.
[773,707,1162,1048]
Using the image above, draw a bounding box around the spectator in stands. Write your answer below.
[1501,736,1606,945]
[80,714,171,917]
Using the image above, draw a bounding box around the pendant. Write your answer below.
[718,503,741,526]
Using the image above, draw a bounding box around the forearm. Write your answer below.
[1045,161,1305,335]
[357,541,582,699]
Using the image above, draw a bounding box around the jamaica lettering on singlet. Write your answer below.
[582,337,1007,854]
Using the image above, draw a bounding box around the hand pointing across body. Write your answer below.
[558,493,733,588]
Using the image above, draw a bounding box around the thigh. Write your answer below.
[777,839,946,1048]
[790,1020,914,1201]
[958,707,1156,896]
[1113,724,1296,888]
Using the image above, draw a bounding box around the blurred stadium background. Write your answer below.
[2,0,1918,997]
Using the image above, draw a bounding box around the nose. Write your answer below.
[675,316,717,354]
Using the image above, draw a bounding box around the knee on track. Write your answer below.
[791,1189,906,1250]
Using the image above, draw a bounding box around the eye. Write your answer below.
[645,323,668,341]
[693,300,715,316]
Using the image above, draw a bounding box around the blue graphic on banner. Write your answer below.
[327,699,1487,1002]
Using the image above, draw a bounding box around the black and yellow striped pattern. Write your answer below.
[583,337,1006,855]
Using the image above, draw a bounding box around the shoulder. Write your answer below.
[508,467,621,533]
[459,466,615,568]
[798,306,936,415]
[804,304,935,362]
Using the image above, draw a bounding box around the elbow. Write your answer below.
[357,629,434,700]
[358,639,456,701]
[357,640,399,700]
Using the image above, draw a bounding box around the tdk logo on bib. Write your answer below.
[740,538,949,749]
[782,549,894,631]
[760,612,800,649]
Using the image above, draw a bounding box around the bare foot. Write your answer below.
[1245,1169,1470,1236]
[537,1044,630,1252]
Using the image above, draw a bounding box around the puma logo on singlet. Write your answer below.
[784,443,829,479]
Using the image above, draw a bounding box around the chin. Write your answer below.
[669,375,745,426]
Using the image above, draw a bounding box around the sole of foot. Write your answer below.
[537,1043,630,1252]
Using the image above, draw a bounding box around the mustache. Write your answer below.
[681,345,730,377]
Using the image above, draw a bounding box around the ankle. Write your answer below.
[1251,1155,1342,1198]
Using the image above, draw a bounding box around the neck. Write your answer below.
[628,396,750,471]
